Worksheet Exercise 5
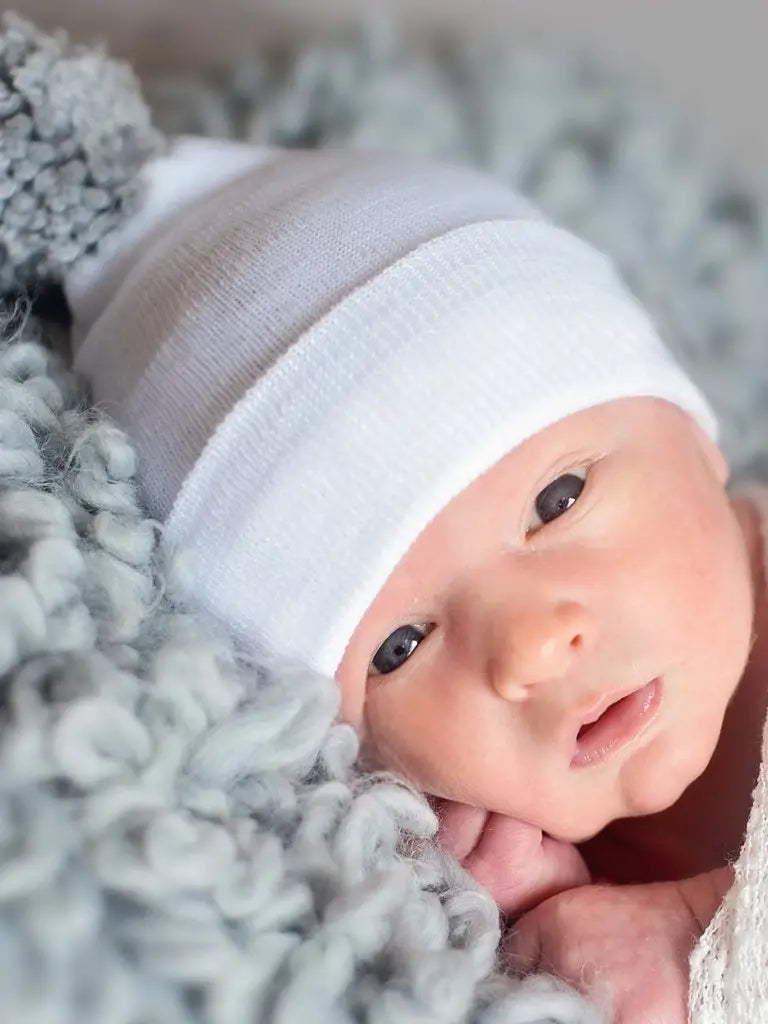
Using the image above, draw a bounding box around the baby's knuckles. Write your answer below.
[435,804,593,916]
[472,825,591,916]
[504,878,708,1023]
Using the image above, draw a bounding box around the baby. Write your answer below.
[64,136,767,1020]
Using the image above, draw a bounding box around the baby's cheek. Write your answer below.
[357,700,420,779]
[355,730,389,772]
[668,508,753,675]
[334,659,368,732]
[349,686,450,792]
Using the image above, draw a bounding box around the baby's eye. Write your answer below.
[529,467,588,532]
[369,623,435,677]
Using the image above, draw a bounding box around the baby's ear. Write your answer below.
[687,414,729,485]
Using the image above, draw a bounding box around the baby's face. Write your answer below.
[335,396,755,843]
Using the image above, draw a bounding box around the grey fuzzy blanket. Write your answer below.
[2,12,768,1024]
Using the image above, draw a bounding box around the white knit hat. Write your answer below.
[65,136,717,679]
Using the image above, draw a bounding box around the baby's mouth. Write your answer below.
[576,699,620,740]
[573,683,639,735]
[570,679,662,768]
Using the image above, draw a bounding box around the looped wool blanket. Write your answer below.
[3,12,768,1024]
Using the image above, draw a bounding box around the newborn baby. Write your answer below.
[336,396,763,895]
[64,136,766,1020]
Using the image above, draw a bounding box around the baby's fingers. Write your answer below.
[502,909,543,975]
[467,820,591,915]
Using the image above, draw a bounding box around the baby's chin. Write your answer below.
[541,821,606,845]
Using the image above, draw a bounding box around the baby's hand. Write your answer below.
[503,868,733,1024]
[430,798,591,915]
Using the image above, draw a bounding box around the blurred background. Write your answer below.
[9,0,768,198]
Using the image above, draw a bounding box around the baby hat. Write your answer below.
[65,136,717,679]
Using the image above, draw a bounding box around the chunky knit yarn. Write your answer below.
[0,12,162,299]
[0,304,605,1023]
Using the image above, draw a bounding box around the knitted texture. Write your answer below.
[0,13,163,299]
[689,714,768,1022]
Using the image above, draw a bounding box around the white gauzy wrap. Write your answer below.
[688,485,768,1021]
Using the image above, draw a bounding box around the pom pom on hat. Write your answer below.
[65,136,717,678]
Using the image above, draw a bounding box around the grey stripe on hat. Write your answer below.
[76,147,541,517]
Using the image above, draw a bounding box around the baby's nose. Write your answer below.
[488,600,589,702]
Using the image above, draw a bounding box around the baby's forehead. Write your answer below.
[483,396,684,468]
[361,397,689,615]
